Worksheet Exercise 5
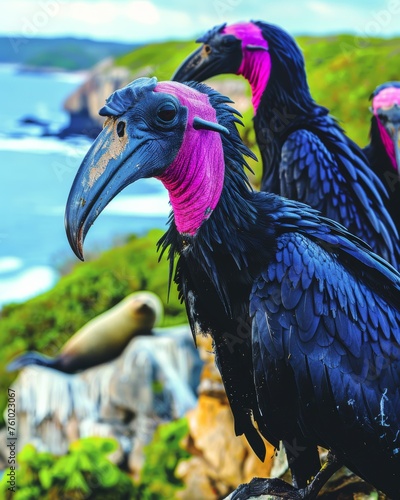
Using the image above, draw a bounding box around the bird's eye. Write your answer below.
[157,103,177,123]
[204,44,212,54]
[117,121,125,137]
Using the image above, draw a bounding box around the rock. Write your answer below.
[0,428,8,469]
[7,366,95,455]
[60,59,131,138]
[177,456,228,499]
[20,116,50,127]
[128,414,160,480]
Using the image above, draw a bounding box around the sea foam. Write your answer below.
[0,265,58,307]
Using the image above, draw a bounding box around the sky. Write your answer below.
[2,0,400,44]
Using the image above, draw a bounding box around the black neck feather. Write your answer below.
[158,157,277,319]
[255,22,319,117]
[251,22,331,190]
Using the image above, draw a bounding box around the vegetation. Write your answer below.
[115,39,199,81]
[298,34,400,145]
[137,418,191,499]
[0,421,191,500]
[0,437,136,499]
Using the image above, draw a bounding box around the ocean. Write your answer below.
[0,65,170,307]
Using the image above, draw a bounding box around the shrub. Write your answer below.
[0,437,136,499]
[137,418,191,500]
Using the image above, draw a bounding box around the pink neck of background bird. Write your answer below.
[223,23,271,114]
[154,82,225,235]
[376,121,398,170]
[372,87,400,170]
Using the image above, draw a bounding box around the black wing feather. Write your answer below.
[279,129,399,269]
[250,230,400,492]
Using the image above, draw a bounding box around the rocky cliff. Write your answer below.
[61,58,132,138]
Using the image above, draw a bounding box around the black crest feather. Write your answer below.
[99,77,158,117]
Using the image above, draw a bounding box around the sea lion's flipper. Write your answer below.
[7,351,59,372]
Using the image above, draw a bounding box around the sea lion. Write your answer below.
[7,291,163,373]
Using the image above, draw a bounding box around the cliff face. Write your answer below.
[61,59,132,138]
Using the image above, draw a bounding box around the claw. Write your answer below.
[228,452,341,500]
[230,477,302,499]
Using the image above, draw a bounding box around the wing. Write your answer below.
[279,128,399,269]
[250,231,400,489]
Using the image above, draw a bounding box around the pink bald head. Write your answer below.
[154,81,225,235]
[372,86,400,113]
[372,85,400,171]
[223,22,269,52]
[222,22,271,113]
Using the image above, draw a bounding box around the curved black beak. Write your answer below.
[172,41,242,83]
[65,119,154,260]
[173,45,217,82]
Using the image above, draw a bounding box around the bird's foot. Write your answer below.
[229,477,304,499]
[229,451,341,499]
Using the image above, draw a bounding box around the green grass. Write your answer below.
[296,34,400,145]
[115,40,199,81]
[0,437,136,499]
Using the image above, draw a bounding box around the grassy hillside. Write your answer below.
[115,39,199,83]
[298,34,400,145]
[116,33,400,148]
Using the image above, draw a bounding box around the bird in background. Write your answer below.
[364,81,400,231]
[172,21,400,269]
[65,77,400,498]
